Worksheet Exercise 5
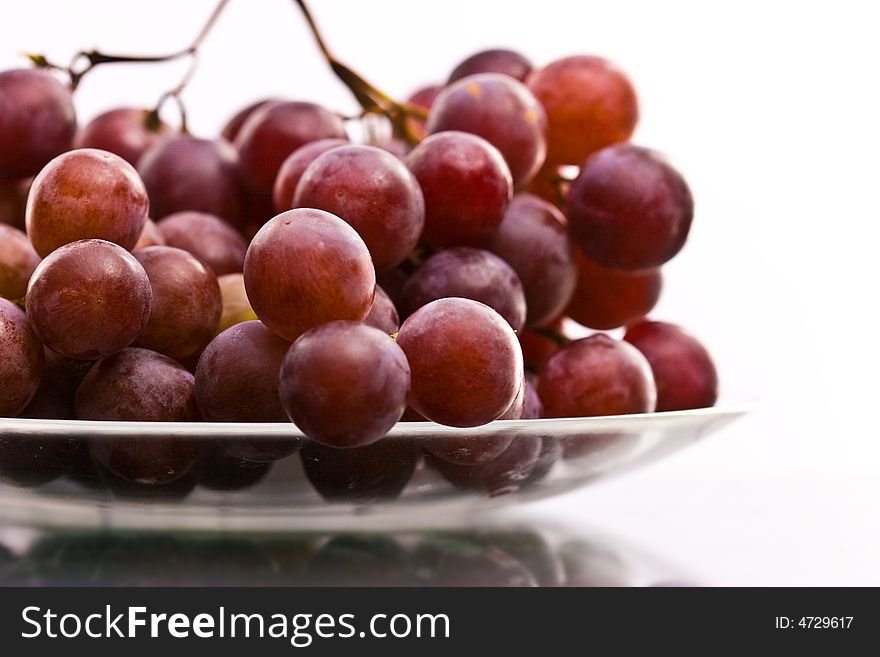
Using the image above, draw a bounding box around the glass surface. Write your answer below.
[0,403,751,531]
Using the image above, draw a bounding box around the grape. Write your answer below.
[293,145,425,271]
[0,224,40,300]
[400,247,527,331]
[0,298,43,416]
[216,273,257,333]
[235,101,347,198]
[75,108,171,166]
[567,145,694,270]
[403,84,441,140]
[624,320,719,411]
[279,321,410,448]
[300,439,419,501]
[220,98,276,143]
[526,167,570,210]
[0,69,76,180]
[195,320,289,422]
[527,55,638,166]
[133,218,165,250]
[156,211,248,276]
[523,436,562,485]
[137,136,246,227]
[406,131,512,247]
[519,318,564,373]
[0,178,30,229]
[19,347,90,420]
[538,334,656,418]
[566,249,662,329]
[426,73,547,186]
[243,209,375,342]
[271,137,347,212]
[26,239,152,360]
[195,446,271,491]
[522,376,543,419]
[448,48,533,83]
[364,285,400,334]
[396,297,523,427]
[133,246,222,362]
[376,265,411,310]
[486,193,576,328]
[26,148,149,257]
[307,535,414,586]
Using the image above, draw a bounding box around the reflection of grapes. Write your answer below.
[428,434,542,496]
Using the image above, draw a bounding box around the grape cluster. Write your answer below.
[0,43,719,499]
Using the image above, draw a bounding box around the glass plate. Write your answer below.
[0,402,751,531]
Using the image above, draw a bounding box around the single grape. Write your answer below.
[279,321,410,448]
[75,108,171,166]
[18,347,90,420]
[538,334,656,418]
[220,98,276,143]
[400,247,527,331]
[428,434,542,496]
[133,218,165,250]
[156,211,248,276]
[0,224,40,300]
[294,145,425,271]
[406,131,512,247]
[194,446,271,491]
[0,178,30,229]
[26,148,149,257]
[137,136,246,228]
[426,73,547,186]
[519,316,565,373]
[216,273,257,333]
[195,320,290,422]
[235,101,347,198]
[566,249,662,329]
[448,48,533,83]
[624,320,719,411]
[364,285,400,334]
[133,246,222,362]
[527,55,638,166]
[403,83,441,140]
[486,193,576,328]
[243,209,375,342]
[0,69,76,180]
[272,137,347,212]
[522,376,543,419]
[0,298,43,416]
[567,144,694,271]
[396,297,523,427]
[26,239,152,361]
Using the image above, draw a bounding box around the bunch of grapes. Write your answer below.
[0,17,719,500]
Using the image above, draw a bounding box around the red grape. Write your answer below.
[272,137,347,212]
[527,55,638,166]
[364,285,400,334]
[519,316,565,373]
[133,218,165,250]
[397,297,523,427]
[279,321,410,448]
[567,144,694,270]
[538,334,656,418]
[217,272,257,333]
[428,434,542,496]
[156,211,247,276]
[26,148,149,257]
[0,178,30,229]
[18,347,88,420]
[0,298,43,416]
[294,145,425,271]
[624,320,719,411]
[75,108,171,166]
[448,49,533,83]
[220,98,276,143]
[243,209,375,342]
[25,239,152,361]
[426,73,547,186]
[0,224,40,300]
[406,131,512,247]
[0,69,76,180]
[522,376,543,419]
[403,84,441,140]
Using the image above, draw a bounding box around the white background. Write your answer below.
[2,0,879,585]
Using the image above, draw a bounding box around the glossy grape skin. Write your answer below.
[195,320,289,423]
[527,56,638,166]
[156,211,248,276]
[448,49,533,83]
[624,320,719,411]
[0,225,40,300]
[406,132,512,247]
[279,322,410,448]
[26,239,152,361]
[538,334,656,418]
[522,377,544,419]
[75,108,171,166]
[294,145,425,271]
[220,98,276,143]
[0,299,43,416]
[567,145,694,271]
[272,137,347,212]
[300,439,419,501]
[566,249,662,329]
[426,73,547,187]
[137,137,246,228]
[486,193,577,328]
[428,434,542,496]
[133,218,165,250]
[216,273,257,333]
[0,69,76,180]
[26,148,149,257]
[0,178,30,229]
[307,535,414,587]
[133,246,222,362]
[397,298,523,427]
[235,101,347,197]
[401,247,527,331]
[364,285,400,334]
[244,209,375,342]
